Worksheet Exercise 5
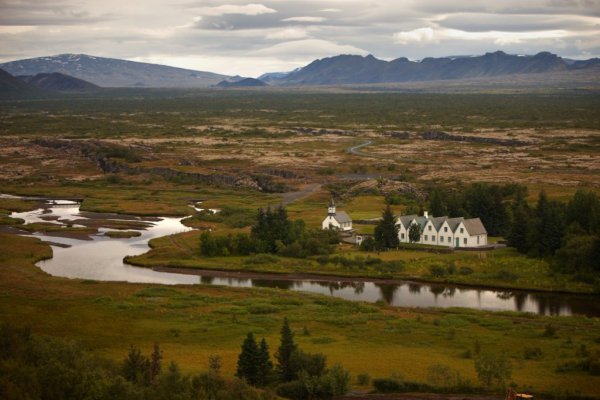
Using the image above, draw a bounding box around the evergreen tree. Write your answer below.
[374,205,400,250]
[429,189,447,217]
[531,191,565,256]
[150,342,162,382]
[507,198,532,253]
[122,345,151,385]
[276,317,297,382]
[257,338,273,386]
[236,333,260,385]
[408,223,422,243]
[567,190,600,235]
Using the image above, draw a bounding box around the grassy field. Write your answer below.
[1,89,599,397]
[1,233,599,397]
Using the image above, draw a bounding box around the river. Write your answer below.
[7,197,600,317]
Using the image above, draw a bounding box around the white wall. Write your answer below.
[322,216,341,230]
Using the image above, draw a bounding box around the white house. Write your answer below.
[396,211,487,248]
[322,199,353,231]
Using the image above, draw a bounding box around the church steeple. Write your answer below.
[328,198,336,216]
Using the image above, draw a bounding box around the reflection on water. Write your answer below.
[12,202,200,285]
[9,198,600,317]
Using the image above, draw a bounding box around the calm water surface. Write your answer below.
[9,199,600,317]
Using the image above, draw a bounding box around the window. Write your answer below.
[460,228,464,233]
[432,236,436,241]
[463,238,467,245]
[448,237,451,243]
[477,236,480,244]
[444,227,448,232]
[428,226,432,231]
[401,233,405,239]
[424,235,428,241]
[440,236,444,242]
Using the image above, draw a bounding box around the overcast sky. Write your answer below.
[1,0,599,77]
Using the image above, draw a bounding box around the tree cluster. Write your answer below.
[0,323,274,400]
[236,318,351,400]
[507,189,600,274]
[426,183,525,236]
[200,206,339,259]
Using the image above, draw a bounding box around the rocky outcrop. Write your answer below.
[31,139,269,191]
[420,130,527,146]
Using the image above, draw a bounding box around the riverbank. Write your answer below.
[1,233,599,397]
[126,231,598,295]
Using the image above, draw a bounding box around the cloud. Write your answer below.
[194,3,276,17]
[321,8,341,12]
[393,27,438,45]
[265,27,309,40]
[393,25,572,46]
[281,16,326,23]
[254,38,368,58]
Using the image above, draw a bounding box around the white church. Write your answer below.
[396,211,488,248]
[322,199,353,231]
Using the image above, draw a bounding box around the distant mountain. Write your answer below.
[0,68,41,97]
[258,70,298,84]
[18,72,99,92]
[0,68,30,92]
[216,78,268,88]
[0,54,229,88]
[274,51,599,85]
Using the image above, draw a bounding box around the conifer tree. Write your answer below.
[257,338,273,386]
[429,189,447,217]
[276,317,297,382]
[408,223,421,243]
[236,333,260,385]
[507,196,532,253]
[150,342,162,382]
[374,205,399,249]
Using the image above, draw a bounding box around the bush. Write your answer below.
[523,347,543,360]
[356,373,370,385]
[543,324,557,338]
[276,380,308,400]
[372,378,431,393]
[244,253,279,265]
[429,264,448,278]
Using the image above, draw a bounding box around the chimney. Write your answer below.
[424,211,429,219]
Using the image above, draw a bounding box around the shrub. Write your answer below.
[244,253,279,265]
[429,264,448,278]
[357,373,370,386]
[459,266,474,275]
[523,347,543,360]
[543,324,557,338]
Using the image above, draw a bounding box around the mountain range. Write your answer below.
[273,51,600,85]
[1,51,598,90]
[0,54,228,88]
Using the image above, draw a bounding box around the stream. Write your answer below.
[6,196,600,317]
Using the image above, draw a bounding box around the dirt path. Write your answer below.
[347,140,379,158]
[278,183,322,206]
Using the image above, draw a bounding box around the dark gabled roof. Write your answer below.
[414,216,428,228]
[447,217,464,232]
[463,218,487,235]
[431,216,447,230]
[397,214,418,227]
[333,211,352,224]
